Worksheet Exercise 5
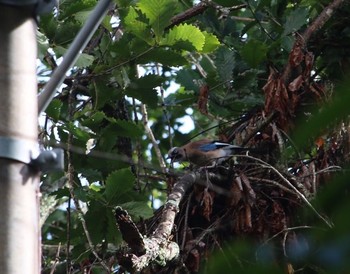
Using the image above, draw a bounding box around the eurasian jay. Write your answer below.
[167,139,249,166]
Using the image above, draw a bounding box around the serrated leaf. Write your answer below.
[89,183,103,192]
[97,120,141,151]
[37,30,49,59]
[75,53,95,68]
[92,79,120,110]
[161,23,206,51]
[119,201,153,219]
[125,74,164,108]
[79,168,103,182]
[176,69,201,92]
[82,111,107,129]
[114,119,143,137]
[46,98,63,121]
[85,201,121,244]
[241,40,267,68]
[283,8,309,36]
[104,169,135,205]
[138,0,177,39]
[138,48,187,66]
[215,46,235,84]
[124,7,154,44]
[65,123,91,142]
[201,31,220,53]
[53,45,94,68]
[74,9,93,24]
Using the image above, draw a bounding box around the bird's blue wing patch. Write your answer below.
[199,143,218,151]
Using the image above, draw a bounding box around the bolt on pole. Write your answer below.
[0,4,40,274]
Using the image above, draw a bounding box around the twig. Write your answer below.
[155,63,173,148]
[302,0,345,43]
[167,2,209,29]
[281,0,345,84]
[256,225,318,260]
[181,192,192,251]
[66,89,110,273]
[247,176,296,195]
[66,90,74,274]
[68,178,111,272]
[50,242,62,274]
[140,103,167,173]
[241,110,277,146]
[246,0,275,41]
[237,154,334,228]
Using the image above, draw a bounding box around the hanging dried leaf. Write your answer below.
[231,178,243,206]
[202,189,213,221]
[300,164,312,190]
[263,67,292,127]
[198,84,209,115]
[270,202,287,233]
[244,204,252,229]
[304,51,314,77]
[186,248,201,272]
[240,172,256,205]
[310,82,325,99]
[288,75,304,92]
[289,39,304,67]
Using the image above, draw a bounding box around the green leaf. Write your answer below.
[125,74,164,108]
[114,119,143,138]
[293,78,350,149]
[119,201,153,219]
[74,9,93,24]
[53,45,94,68]
[82,111,107,130]
[282,8,309,36]
[161,23,206,51]
[97,120,141,152]
[92,79,120,110]
[46,99,63,121]
[138,0,177,39]
[215,46,235,84]
[124,7,154,44]
[201,31,221,53]
[37,30,49,59]
[85,201,121,244]
[138,48,187,66]
[104,169,135,205]
[89,183,103,192]
[176,69,201,93]
[65,123,91,143]
[75,53,95,68]
[241,40,267,68]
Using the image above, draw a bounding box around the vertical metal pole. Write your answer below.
[0,5,40,274]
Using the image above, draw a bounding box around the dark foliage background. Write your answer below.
[38,0,350,273]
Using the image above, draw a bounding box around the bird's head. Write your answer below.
[167,147,186,164]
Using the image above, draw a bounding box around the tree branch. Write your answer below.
[141,103,167,173]
[116,172,201,272]
[281,0,345,84]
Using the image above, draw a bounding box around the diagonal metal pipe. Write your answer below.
[38,0,112,114]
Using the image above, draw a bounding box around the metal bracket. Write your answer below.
[0,136,64,172]
[30,148,64,172]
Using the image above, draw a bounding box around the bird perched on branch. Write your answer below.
[167,139,250,167]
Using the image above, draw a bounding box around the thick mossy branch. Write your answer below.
[115,172,201,272]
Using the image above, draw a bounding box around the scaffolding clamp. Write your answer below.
[0,136,64,172]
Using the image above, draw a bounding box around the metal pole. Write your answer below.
[0,5,40,274]
[37,0,112,114]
